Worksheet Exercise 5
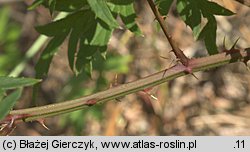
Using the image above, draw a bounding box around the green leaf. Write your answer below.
[0,88,22,121]
[35,12,82,37]
[35,31,69,78]
[76,39,110,76]
[176,0,234,54]
[68,30,80,72]
[87,0,119,28]
[67,12,112,75]
[155,0,174,15]
[107,1,141,35]
[48,0,56,15]
[68,10,95,72]
[52,0,88,12]
[36,9,113,76]
[198,16,218,55]
[177,0,201,39]
[0,76,41,90]
[200,0,234,16]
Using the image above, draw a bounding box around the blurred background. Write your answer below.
[0,0,250,135]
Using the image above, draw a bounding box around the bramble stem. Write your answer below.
[8,48,250,122]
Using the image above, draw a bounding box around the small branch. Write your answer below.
[4,47,250,123]
[146,0,189,66]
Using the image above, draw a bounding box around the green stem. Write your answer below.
[9,48,250,122]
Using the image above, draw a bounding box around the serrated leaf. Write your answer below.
[76,45,109,76]
[155,0,174,15]
[35,12,82,37]
[87,0,119,28]
[0,88,22,121]
[177,0,201,39]
[35,31,69,78]
[73,16,112,75]
[176,0,234,55]
[198,16,218,55]
[108,1,141,35]
[68,10,95,72]
[0,76,41,90]
[200,0,234,16]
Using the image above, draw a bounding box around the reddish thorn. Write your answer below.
[0,114,30,136]
[86,98,98,106]
[0,125,16,136]
[0,114,30,126]
[37,119,49,130]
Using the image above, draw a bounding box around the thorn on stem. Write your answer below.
[37,119,49,130]
[109,74,119,88]
[109,74,125,102]
[191,73,199,80]
[230,37,240,50]
[169,50,174,53]
[142,88,158,101]
[183,64,198,80]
